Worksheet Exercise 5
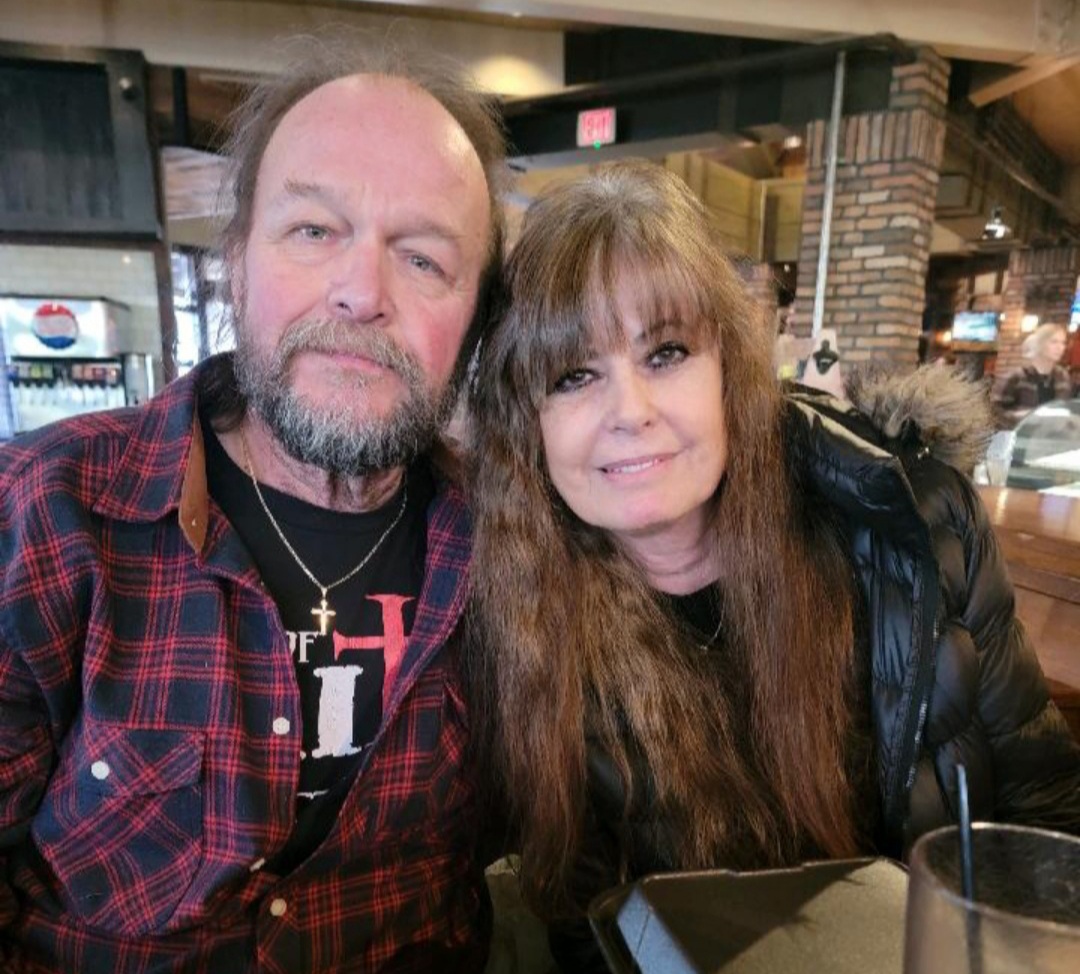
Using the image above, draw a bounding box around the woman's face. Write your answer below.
[538,269,727,549]
[1042,330,1068,363]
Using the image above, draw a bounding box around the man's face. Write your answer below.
[232,74,492,474]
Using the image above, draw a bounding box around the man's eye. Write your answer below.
[293,224,330,241]
[647,342,690,368]
[406,253,444,277]
[551,368,595,394]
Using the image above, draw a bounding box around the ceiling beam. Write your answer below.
[969,54,1080,107]
[353,0,1055,63]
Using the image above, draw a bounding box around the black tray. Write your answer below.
[588,857,908,973]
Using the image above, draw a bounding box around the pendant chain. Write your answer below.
[700,612,723,653]
[239,433,408,633]
[695,590,723,653]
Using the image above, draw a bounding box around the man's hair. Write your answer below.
[219,29,507,272]
[204,29,508,429]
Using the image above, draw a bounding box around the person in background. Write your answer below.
[466,161,1080,973]
[0,33,505,973]
[993,322,1072,427]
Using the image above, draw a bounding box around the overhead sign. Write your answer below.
[577,107,617,149]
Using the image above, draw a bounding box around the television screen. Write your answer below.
[952,311,1000,343]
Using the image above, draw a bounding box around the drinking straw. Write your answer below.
[956,763,983,974]
[957,764,975,900]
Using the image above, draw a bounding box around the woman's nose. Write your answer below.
[606,367,655,432]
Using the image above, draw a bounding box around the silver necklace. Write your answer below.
[239,433,409,635]
[700,613,723,653]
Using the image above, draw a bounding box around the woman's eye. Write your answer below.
[647,342,689,369]
[551,368,595,394]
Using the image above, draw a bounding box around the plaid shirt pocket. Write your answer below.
[32,725,206,936]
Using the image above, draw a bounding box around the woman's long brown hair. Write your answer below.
[468,160,862,916]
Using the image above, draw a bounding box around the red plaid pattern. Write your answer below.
[0,358,487,973]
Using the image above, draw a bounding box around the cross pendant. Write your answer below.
[312,596,336,636]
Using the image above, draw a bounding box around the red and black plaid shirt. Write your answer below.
[0,358,488,973]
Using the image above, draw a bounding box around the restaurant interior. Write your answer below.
[1,1,1079,971]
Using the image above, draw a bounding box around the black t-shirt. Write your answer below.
[668,586,722,651]
[202,413,432,873]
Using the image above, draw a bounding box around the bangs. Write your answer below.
[515,234,720,406]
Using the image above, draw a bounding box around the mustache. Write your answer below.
[272,318,421,380]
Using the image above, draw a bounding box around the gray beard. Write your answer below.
[233,316,458,476]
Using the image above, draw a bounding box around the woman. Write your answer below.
[994,322,1072,427]
[468,161,1080,970]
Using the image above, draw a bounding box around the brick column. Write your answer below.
[794,48,949,367]
[996,247,1080,376]
[739,261,779,330]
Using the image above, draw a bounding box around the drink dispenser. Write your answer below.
[0,296,159,436]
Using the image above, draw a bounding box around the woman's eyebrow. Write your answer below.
[631,317,686,345]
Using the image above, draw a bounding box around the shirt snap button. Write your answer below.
[272,717,290,736]
[269,898,287,917]
[90,760,110,780]
[249,858,266,873]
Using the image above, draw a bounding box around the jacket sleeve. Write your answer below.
[990,371,1030,430]
[948,472,1080,833]
[992,370,1021,410]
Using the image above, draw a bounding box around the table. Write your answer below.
[977,487,1080,738]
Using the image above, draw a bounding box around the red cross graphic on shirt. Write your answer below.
[332,594,414,711]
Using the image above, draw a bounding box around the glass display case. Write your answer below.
[1001,399,1080,496]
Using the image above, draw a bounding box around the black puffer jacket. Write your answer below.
[794,370,1080,845]
[551,369,1080,972]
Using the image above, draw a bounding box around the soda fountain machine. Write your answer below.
[0,295,156,438]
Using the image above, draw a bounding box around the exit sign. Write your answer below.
[577,107,617,148]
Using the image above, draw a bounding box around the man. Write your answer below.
[0,35,505,973]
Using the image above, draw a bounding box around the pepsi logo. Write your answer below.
[31,302,80,350]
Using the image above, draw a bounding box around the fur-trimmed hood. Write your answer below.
[785,366,995,543]
[845,365,994,472]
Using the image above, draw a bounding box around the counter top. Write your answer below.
[976,486,1080,738]
[977,486,1080,550]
